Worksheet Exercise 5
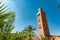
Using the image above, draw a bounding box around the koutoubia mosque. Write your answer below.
[32,8,60,40]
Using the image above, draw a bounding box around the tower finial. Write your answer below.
[37,8,42,15]
[38,8,42,13]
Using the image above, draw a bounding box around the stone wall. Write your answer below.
[31,36,40,40]
[51,35,60,40]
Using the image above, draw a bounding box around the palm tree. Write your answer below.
[23,25,36,40]
[0,0,15,40]
[17,25,36,40]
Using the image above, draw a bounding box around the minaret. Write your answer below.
[37,8,50,37]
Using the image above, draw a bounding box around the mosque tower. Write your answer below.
[37,8,50,37]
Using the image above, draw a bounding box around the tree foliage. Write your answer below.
[57,4,60,8]
[0,0,15,40]
[0,0,36,40]
[53,0,60,8]
[41,36,48,40]
[14,25,36,40]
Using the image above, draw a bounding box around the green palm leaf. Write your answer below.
[0,0,15,40]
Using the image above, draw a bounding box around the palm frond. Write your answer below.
[0,3,5,8]
[0,0,3,4]
[0,5,8,14]
[0,12,15,21]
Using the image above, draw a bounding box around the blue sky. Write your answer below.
[4,0,60,35]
